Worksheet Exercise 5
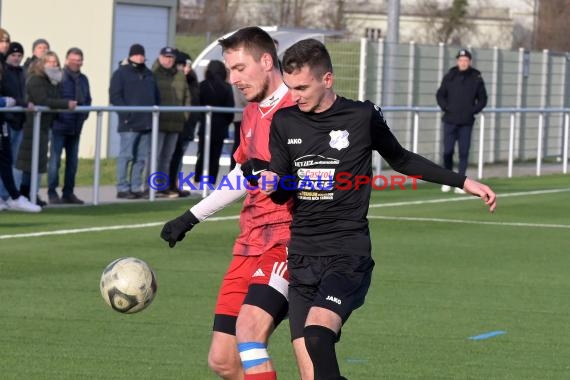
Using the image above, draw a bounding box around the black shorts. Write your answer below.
[288,253,375,340]
[213,284,289,335]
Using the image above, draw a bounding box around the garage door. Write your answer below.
[108,3,170,157]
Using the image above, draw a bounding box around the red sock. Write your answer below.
[244,371,277,380]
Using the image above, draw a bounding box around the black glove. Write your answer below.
[160,210,200,248]
[269,176,295,204]
[241,158,269,186]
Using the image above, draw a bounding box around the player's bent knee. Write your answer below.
[238,342,271,371]
[208,330,240,377]
[208,349,238,377]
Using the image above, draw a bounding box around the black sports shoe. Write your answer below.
[117,191,139,199]
[177,189,191,197]
[131,189,149,199]
[36,196,47,207]
[61,194,85,204]
[48,192,61,204]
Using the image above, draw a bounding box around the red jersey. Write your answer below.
[232,84,295,256]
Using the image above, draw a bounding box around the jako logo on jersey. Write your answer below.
[287,138,302,145]
[326,295,342,305]
[329,130,349,150]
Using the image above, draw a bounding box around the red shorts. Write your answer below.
[214,245,289,317]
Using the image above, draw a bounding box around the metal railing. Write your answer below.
[1,105,568,205]
[380,106,570,179]
[1,105,242,204]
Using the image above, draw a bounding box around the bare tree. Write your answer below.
[322,0,347,31]
[182,0,240,34]
[416,0,471,44]
[181,0,343,33]
[274,0,320,28]
[508,0,537,49]
[279,0,290,25]
[441,0,469,42]
[535,0,570,51]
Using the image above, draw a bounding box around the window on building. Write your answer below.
[365,28,382,40]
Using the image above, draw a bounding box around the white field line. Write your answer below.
[368,215,570,229]
[369,187,570,208]
[1,188,569,240]
[0,216,239,240]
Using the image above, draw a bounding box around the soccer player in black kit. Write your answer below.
[260,39,497,380]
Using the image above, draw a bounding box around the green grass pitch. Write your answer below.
[1,174,569,379]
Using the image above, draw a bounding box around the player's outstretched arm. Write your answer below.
[462,178,497,213]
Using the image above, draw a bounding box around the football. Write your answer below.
[100,257,157,314]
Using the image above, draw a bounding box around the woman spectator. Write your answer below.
[16,51,76,206]
[194,60,234,184]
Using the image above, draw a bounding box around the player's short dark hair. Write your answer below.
[282,38,333,77]
[218,26,279,70]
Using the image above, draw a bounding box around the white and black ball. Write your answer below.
[100,257,157,314]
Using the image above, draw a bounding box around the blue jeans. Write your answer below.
[145,132,179,190]
[48,132,81,197]
[156,132,179,175]
[10,127,23,189]
[169,133,193,190]
[19,171,43,197]
[0,125,23,200]
[116,131,150,193]
[443,122,473,176]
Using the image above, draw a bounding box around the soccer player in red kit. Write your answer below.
[161,27,312,380]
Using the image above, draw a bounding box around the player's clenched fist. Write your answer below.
[260,170,280,194]
[160,210,200,248]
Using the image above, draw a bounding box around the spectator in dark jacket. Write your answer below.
[195,60,234,184]
[0,29,41,212]
[16,51,77,207]
[168,50,198,196]
[3,42,27,143]
[109,43,160,199]
[0,41,27,201]
[436,49,487,193]
[47,47,92,205]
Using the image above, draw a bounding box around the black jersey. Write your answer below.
[269,96,465,257]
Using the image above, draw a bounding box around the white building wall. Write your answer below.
[1,0,177,159]
[1,0,115,158]
[346,13,513,49]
